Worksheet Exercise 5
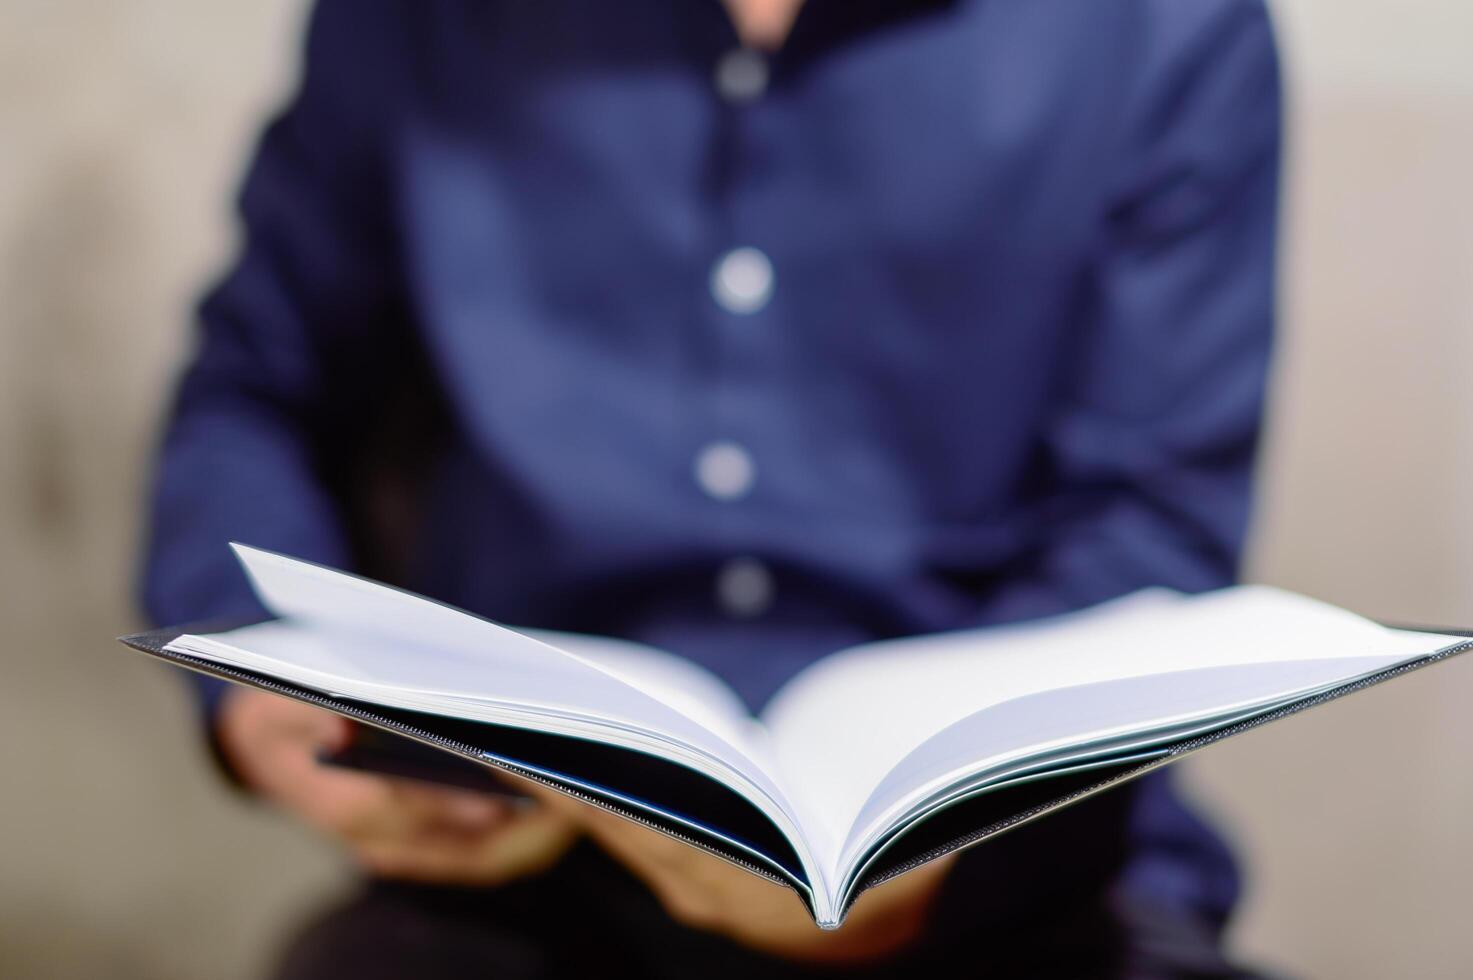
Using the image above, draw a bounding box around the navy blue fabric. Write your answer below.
[140,0,1280,934]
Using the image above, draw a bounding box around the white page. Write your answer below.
[518,628,759,751]
[761,586,1456,854]
[166,548,815,874]
[835,653,1400,875]
[227,545,757,746]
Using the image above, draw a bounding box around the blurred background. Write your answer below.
[1,1,1470,977]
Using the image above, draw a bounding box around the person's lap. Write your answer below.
[273,842,1275,980]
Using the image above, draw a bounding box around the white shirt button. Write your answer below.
[714,48,768,104]
[716,557,774,618]
[694,441,755,500]
[710,247,774,314]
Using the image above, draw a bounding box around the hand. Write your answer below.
[216,688,578,885]
[530,786,954,963]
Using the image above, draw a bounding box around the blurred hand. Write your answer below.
[217,688,578,885]
[530,785,954,963]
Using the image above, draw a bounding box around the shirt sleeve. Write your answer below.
[139,0,409,719]
[977,0,1283,626]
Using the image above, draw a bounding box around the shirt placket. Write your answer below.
[697,39,779,621]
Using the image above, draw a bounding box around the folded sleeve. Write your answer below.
[978,0,1283,625]
[139,0,409,718]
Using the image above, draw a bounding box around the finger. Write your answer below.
[312,713,355,753]
[575,810,717,907]
[512,778,578,817]
[244,691,355,750]
[579,807,695,871]
[389,782,511,835]
[352,811,575,886]
[281,707,353,751]
[527,787,644,845]
[250,734,471,842]
[277,761,408,839]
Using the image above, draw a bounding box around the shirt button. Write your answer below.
[711,247,774,314]
[694,441,755,500]
[716,557,774,618]
[714,48,768,104]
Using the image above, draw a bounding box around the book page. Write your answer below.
[228,544,756,743]
[835,653,1400,874]
[172,547,797,837]
[516,628,757,750]
[760,586,1456,853]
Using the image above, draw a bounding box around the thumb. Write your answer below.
[516,779,581,818]
[269,697,354,752]
[311,712,355,753]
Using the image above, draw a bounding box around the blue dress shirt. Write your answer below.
[142,0,1280,932]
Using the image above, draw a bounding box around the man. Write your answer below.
[142,1,1281,976]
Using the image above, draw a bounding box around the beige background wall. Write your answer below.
[2,2,1470,977]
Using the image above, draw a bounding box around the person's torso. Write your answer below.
[361,0,1151,707]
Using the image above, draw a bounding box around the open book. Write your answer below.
[121,545,1471,928]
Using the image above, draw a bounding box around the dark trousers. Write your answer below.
[274,841,1275,980]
